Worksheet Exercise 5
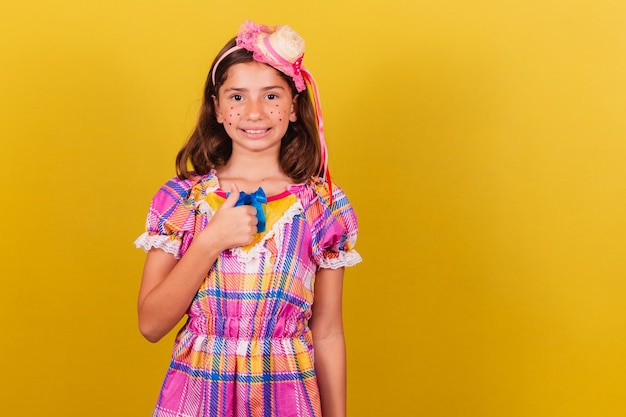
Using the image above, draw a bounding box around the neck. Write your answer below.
[220,152,283,181]
[217,151,292,196]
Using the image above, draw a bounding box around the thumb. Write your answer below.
[221,182,241,209]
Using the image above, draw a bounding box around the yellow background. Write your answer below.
[1,1,625,416]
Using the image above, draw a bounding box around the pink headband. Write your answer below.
[212,20,330,181]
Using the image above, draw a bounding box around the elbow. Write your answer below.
[141,331,163,344]
[310,317,344,343]
[312,329,345,344]
[138,317,165,343]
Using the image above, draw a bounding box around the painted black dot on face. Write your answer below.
[237,113,240,116]
[228,123,232,126]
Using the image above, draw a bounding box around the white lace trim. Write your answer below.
[182,199,304,263]
[134,233,182,259]
[231,200,304,262]
[319,249,362,269]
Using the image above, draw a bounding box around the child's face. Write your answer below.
[214,61,297,157]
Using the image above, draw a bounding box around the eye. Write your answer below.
[266,93,277,100]
[231,94,243,101]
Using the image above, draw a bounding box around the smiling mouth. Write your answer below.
[243,128,270,134]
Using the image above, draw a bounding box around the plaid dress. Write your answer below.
[135,171,361,417]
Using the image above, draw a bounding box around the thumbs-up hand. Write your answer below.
[220,182,243,210]
[196,183,258,252]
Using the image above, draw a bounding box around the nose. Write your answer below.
[245,98,264,120]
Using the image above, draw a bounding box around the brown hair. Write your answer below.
[175,38,322,183]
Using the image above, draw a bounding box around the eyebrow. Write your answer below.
[223,86,287,93]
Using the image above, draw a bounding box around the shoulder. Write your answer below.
[151,170,219,208]
[136,171,219,257]
[292,177,361,267]
[291,177,358,237]
[154,174,201,202]
[290,176,351,212]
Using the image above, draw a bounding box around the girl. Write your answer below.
[135,20,361,417]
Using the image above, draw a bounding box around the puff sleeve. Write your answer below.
[134,177,197,259]
[307,181,362,269]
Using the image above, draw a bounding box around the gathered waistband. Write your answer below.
[186,315,307,339]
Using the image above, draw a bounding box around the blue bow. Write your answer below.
[231,187,267,233]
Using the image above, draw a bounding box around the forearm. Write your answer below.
[314,332,346,417]
[138,240,221,342]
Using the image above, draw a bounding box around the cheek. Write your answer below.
[268,104,290,122]
[223,106,241,126]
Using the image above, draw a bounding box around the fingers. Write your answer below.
[221,183,241,209]
[239,205,258,243]
[229,205,258,246]
[209,183,260,248]
[243,205,257,217]
[240,205,258,228]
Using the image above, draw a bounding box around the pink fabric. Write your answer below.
[134,172,362,417]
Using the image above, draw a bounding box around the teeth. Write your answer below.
[245,129,267,134]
